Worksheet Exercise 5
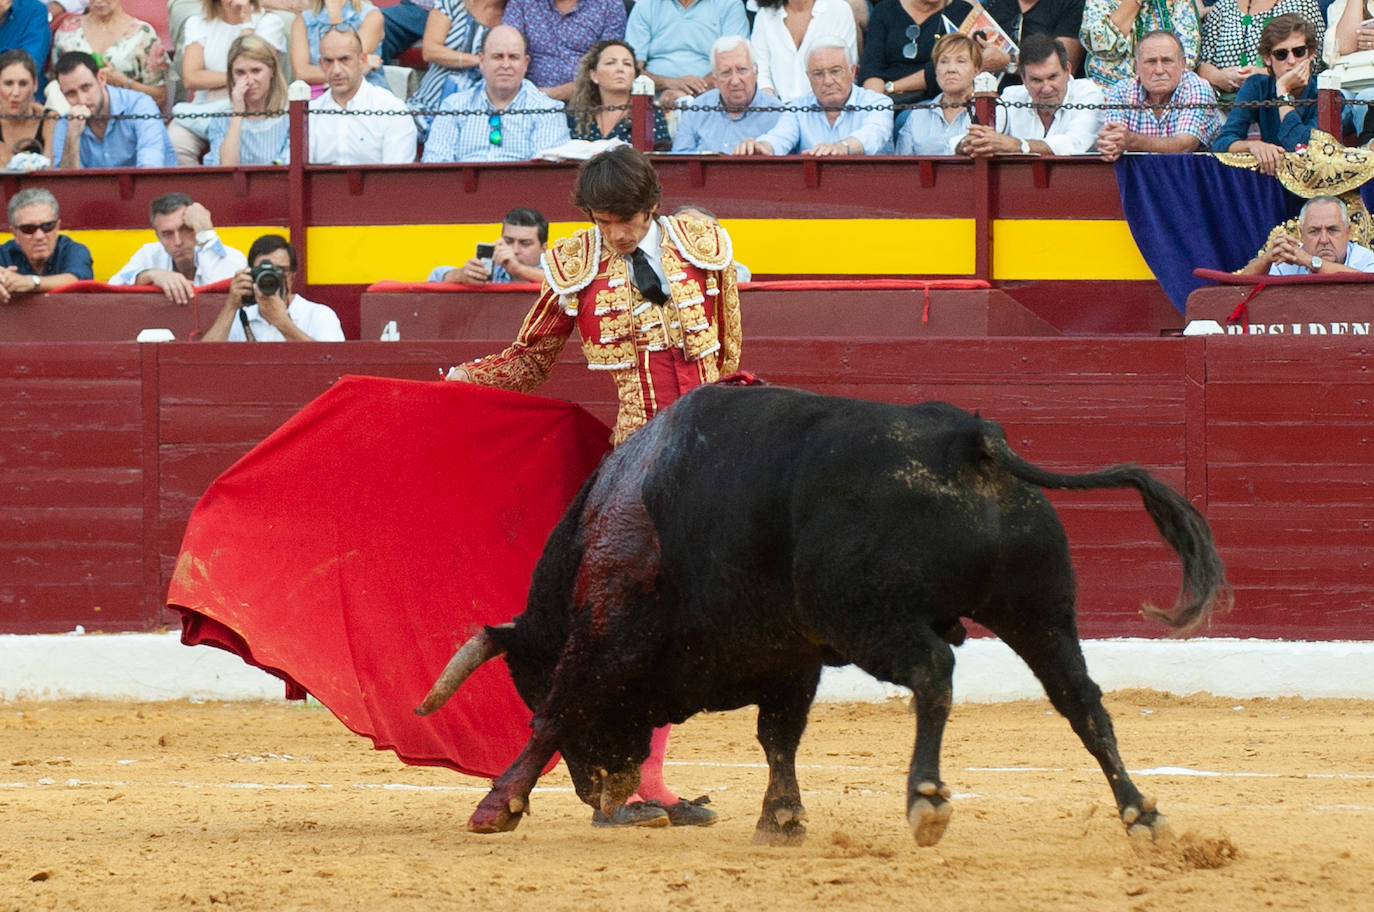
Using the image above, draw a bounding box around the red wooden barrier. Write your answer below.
[3,337,1372,640]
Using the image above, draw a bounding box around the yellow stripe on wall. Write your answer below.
[66,219,1154,284]
[992,219,1153,280]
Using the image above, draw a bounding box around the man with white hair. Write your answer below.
[733,38,892,156]
[672,35,785,154]
[1240,196,1374,276]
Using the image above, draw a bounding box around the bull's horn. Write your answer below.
[413,626,509,716]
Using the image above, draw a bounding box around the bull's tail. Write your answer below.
[980,426,1232,634]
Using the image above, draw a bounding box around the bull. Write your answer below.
[417,383,1230,846]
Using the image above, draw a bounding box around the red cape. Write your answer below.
[167,375,611,778]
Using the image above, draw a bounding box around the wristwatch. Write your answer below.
[29,274,40,290]
[1309,255,1324,272]
[1277,93,1295,104]
[884,80,895,95]
[1019,138,1031,154]
[195,229,216,247]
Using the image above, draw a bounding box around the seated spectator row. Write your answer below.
[7,17,1356,172]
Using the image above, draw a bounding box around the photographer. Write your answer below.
[429,208,548,285]
[201,235,346,342]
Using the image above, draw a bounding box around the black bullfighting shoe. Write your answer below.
[591,801,671,828]
[662,796,718,827]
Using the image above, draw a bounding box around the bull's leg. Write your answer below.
[901,629,957,847]
[994,620,1169,841]
[752,666,821,846]
[468,716,564,833]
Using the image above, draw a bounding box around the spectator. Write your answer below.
[982,0,1086,80]
[50,0,170,109]
[109,193,248,303]
[736,38,894,155]
[290,0,389,96]
[1096,29,1220,160]
[51,50,177,168]
[0,50,53,168]
[1198,0,1323,99]
[1080,0,1199,89]
[567,39,670,148]
[0,0,50,78]
[421,25,569,162]
[952,34,1104,155]
[429,206,548,283]
[171,0,288,165]
[751,0,858,102]
[501,0,626,101]
[1239,195,1374,274]
[671,34,785,153]
[1213,13,1332,173]
[403,0,503,140]
[202,234,346,340]
[206,34,291,165]
[309,26,418,163]
[859,0,972,116]
[671,203,752,280]
[624,0,750,107]
[896,32,979,154]
[0,187,94,302]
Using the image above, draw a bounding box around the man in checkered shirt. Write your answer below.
[1097,29,1222,161]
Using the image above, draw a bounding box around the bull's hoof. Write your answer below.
[907,781,953,847]
[1122,797,1172,844]
[467,793,528,834]
[752,805,807,846]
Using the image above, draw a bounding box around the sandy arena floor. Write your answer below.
[2,692,1372,911]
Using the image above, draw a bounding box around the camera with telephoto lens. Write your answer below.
[248,262,286,302]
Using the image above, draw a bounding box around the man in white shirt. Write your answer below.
[309,26,418,165]
[108,193,247,305]
[202,235,346,341]
[952,34,1104,157]
[1239,196,1374,276]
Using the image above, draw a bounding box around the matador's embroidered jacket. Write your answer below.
[462,214,742,446]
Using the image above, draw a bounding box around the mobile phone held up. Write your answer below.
[476,242,495,275]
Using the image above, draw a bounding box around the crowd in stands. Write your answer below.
[0,0,1367,169]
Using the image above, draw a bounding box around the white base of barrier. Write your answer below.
[1,632,1371,703]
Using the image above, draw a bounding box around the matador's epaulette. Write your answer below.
[541,226,601,298]
[663,215,733,271]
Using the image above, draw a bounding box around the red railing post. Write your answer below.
[287,82,309,285]
[1317,72,1344,143]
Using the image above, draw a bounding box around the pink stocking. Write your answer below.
[629,724,678,805]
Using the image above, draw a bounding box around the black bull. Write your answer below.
[417,383,1231,846]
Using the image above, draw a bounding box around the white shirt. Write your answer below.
[183,13,288,106]
[750,0,858,103]
[309,81,418,165]
[949,78,1105,155]
[108,232,248,286]
[1270,242,1374,274]
[227,294,347,341]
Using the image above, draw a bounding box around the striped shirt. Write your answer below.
[421,79,570,162]
[204,113,291,165]
[405,0,490,138]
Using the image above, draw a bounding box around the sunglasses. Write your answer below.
[488,112,502,146]
[901,24,921,60]
[324,22,355,35]
[15,220,56,235]
[1269,45,1310,61]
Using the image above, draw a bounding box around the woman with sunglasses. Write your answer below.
[751,0,858,102]
[290,0,389,97]
[1214,13,1343,173]
[859,0,974,126]
[205,34,291,164]
[1198,0,1323,100]
[0,50,53,169]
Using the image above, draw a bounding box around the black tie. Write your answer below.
[630,248,668,305]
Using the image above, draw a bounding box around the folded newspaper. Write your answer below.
[955,3,1019,74]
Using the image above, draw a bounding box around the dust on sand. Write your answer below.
[3,692,1372,911]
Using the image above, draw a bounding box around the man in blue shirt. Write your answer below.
[737,40,893,156]
[672,35,784,154]
[421,25,569,163]
[625,0,749,108]
[0,187,93,303]
[51,51,176,170]
[0,0,50,81]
